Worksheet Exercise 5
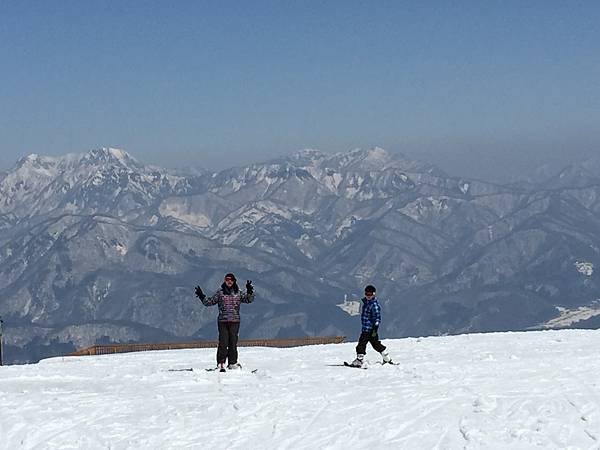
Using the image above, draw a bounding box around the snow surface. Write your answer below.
[1,329,600,449]
[544,303,600,328]
[575,261,594,276]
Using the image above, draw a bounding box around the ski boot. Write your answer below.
[218,362,226,373]
[349,354,365,368]
[380,351,393,364]
[227,362,242,370]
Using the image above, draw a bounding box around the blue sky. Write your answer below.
[1,1,599,179]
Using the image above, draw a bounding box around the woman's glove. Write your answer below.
[194,286,205,300]
[370,324,379,337]
[246,280,253,295]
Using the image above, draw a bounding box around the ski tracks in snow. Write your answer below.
[2,331,600,448]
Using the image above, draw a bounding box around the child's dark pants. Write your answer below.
[356,331,386,355]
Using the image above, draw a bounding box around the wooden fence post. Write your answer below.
[0,316,4,366]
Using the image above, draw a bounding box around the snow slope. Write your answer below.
[1,329,600,449]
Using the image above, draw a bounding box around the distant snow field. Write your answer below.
[575,261,594,276]
[1,329,600,449]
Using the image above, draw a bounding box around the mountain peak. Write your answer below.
[83,147,140,168]
[325,147,397,171]
[287,149,327,166]
[18,153,46,165]
[294,148,325,158]
[361,146,393,163]
[15,153,60,173]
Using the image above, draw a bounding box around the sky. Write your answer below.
[1,1,599,180]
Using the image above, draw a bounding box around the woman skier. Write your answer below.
[195,273,254,371]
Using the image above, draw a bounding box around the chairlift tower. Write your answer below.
[0,316,4,366]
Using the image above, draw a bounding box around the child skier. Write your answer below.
[349,284,393,367]
[194,273,254,371]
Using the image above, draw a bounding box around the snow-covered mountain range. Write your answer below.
[1,147,600,363]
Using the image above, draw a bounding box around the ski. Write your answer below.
[343,361,368,369]
[167,368,194,372]
[205,367,258,373]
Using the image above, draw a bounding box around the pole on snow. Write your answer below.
[0,316,4,366]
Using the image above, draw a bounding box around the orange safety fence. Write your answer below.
[69,335,346,356]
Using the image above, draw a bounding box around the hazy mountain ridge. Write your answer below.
[1,147,599,363]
